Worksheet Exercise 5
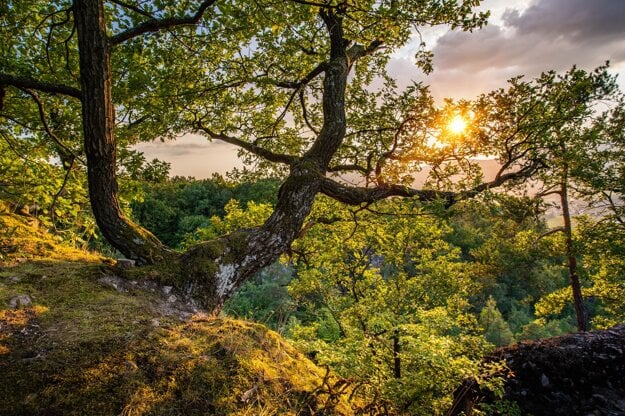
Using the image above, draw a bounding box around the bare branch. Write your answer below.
[20,88,84,164]
[270,62,327,89]
[299,88,319,135]
[537,226,565,241]
[49,158,76,224]
[197,123,297,165]
[0,74,81,99]
[109,0,154,18]
[538,189,564,198]
[109,0,217,45]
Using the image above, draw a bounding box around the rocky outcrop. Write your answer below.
[450,326,625,415]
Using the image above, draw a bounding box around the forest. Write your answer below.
[1,0,625,415]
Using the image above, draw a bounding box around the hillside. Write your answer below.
[0,207,353,416]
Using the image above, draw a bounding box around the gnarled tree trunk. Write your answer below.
[72,0,350,313]
[74,0,173,266]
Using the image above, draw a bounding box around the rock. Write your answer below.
[116,258,135,269]
[167,294,177,303]
[450,325,625,416]
[240,386,258,403]
[7,276,21,283]
[98,275,127,292]
[150,318,160,327]
[9,294,32,309]
[162,286,173,295]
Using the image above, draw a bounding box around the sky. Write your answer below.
[137,0,625,178]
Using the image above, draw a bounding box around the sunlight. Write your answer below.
[448,114,468,135]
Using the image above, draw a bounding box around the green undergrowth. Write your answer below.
[0,202,103,264]
[0,207,355,415]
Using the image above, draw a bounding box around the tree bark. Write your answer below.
[393,328,401,379]
[73,0,173,265]
[560,176,589,332]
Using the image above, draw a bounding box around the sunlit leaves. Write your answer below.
[287,197,487,413]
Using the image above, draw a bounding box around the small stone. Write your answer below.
[541,373,550,387]
[116,258,136,269]
[240,386,258,403]
[162,286,173,295]
[167,294,177,303]
[150,318,160,327]
[9,294,32,309]
[7,276,21,283]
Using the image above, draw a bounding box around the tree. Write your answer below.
[479,296,514,347]
[468,66,625,331]
[3,0,552,313]
[287,197,488,414]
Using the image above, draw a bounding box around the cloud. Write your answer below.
[415,0,625,99]
[503,0,625,42]
[135,135,243,178]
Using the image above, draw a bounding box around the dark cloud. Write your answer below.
[418,0,625,99]
[503,0,625,41]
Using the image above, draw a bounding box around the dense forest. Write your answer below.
[1,0,625,414]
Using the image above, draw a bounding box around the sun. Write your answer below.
[448,114,468,135]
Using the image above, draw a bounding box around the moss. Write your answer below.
[0,259,355,416]
[226,230,250,254]
[0,203,355,415]
[0,203,103,265]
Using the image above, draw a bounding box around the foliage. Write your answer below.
[0,131,96,247]
[576,217,625,327]
[2,0,625,410]
[285,197,490,414]
[447,195,575,339]
[131,176,279,248]
[467,65,625,331]
[479,297,514,347]
[223,262,298,333]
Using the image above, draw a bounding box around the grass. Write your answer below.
[0,206,355,415]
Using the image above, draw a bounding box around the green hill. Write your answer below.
[0,206,353,415]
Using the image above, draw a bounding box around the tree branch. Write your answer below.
[537,226,565,241]
[299,88,319,135]
[318,176,456,206]
[109,0,154,18]
[270,62,327,89]
[197,124,297,165]
[346,39,383,64]
[326,163,370,175]
[109,0,217,45]
[20,88,84,164]
[0,74,81,99]
[469,159,545,196]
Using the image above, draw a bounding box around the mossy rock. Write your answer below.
[0,259,355,416]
